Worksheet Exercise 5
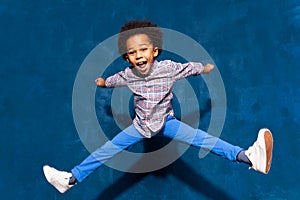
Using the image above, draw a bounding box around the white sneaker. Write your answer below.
[245,128,273,174]
[43,165,74,193]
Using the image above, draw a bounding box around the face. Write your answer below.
[125,34,159,76]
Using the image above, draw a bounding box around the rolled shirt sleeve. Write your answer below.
[170,61,204,81]
[105,71,128,88]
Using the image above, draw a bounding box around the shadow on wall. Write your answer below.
[96,138,235,200]
[94,98,231,199]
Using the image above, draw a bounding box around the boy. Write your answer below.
[43,20,273,193]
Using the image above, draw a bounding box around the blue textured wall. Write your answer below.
[1,0,299,199]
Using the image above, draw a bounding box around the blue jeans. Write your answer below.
[71,116,242,182]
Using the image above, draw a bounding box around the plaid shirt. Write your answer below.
[105,60,204,138]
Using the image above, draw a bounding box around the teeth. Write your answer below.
[137,61,146,66]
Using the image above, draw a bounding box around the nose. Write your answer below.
[135,50,142,60]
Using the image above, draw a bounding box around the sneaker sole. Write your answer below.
[263,129,273,174]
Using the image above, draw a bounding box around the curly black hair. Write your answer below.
[118,20,163,60]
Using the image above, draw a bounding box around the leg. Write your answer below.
[159,116,273,174]
[43,124,144,193]
[71,124,144,182]
[158,116,242,161]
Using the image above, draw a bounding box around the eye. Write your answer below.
[141,47,148,51]
[127,50,136,56]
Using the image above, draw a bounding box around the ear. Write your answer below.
[153,47,159,57]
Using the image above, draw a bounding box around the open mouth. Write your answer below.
[136,61,147,69]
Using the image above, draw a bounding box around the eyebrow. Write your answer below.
[127,43,152,50]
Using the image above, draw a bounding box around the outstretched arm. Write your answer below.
[171,61,215,81]
[95,78,106,87]
[202,63,215,74]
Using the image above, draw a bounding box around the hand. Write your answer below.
[203,64,214,74]
[95,78,106,87]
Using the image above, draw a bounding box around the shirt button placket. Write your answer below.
[146,79,150,92]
